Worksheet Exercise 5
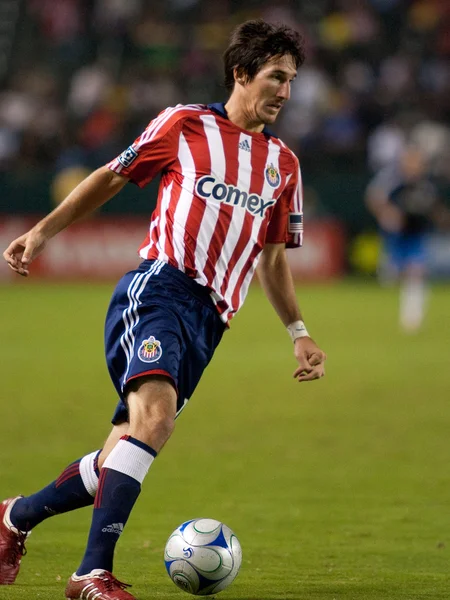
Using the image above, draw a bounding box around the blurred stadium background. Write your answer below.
[0,0,449,282]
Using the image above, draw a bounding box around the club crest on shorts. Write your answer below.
[138,336,162,363]
[265,163,280,188]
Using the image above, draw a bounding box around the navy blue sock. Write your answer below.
[10,453,100,532]
[77,436,156,576]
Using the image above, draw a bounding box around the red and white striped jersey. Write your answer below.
[108,103,303,323]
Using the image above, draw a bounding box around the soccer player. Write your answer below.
[1,20,326,600]
[365,144,446,332]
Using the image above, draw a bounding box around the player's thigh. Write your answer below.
[127,374,177,423]
[125,375,178,450]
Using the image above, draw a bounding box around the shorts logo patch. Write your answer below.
[138,335,162,363]
[265,163,280,188]
[118,145,138,168]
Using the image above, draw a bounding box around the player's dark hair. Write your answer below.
[223,20,305,93]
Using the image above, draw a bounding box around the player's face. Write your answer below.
[245,54,297,125]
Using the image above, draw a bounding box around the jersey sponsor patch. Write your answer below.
[288,212,303,233]
[195,175,276,217]
[265,163,281,188]
[118,145,138,168]
[138,335,163,363]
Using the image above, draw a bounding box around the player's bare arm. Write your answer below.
[431,200,450,229]
[257,242,326,382]
[3,166,129,276]
[365,187,404,233]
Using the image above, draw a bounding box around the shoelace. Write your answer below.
[101,573,132,591]
[7,530,27,566]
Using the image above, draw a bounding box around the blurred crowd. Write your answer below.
[0,0,449,181]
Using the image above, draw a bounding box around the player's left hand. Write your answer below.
[3,228,47,276]
[292,337,326,382]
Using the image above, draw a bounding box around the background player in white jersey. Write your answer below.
[2,20,326,600]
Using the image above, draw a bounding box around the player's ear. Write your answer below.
[233,67,247,86]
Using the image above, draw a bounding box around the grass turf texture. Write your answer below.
[0,280,449,600]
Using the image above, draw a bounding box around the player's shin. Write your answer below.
[9,450,100,532]
[76,436,156,576]
[400,279,427,332]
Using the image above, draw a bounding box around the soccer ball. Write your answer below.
[164,518,242,595]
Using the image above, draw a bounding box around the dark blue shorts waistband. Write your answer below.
[138,260,215,309]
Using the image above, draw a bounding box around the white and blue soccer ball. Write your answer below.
[164,518,242,595]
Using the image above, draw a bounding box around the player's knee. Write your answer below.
[132,396,175,424]
[132,407,175,448]
[127,378,177,446]
[142,401,175,431]
[153,411,176,441]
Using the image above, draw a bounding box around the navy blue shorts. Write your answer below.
[383,232,427,270]
[104,259,226,424]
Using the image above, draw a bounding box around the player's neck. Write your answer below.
[224,97,265,133]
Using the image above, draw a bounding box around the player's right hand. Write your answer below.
[3,229,47,276]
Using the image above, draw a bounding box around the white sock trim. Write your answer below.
[102,439,154,484]
[71,569,107,581]
[79,451,100,497]
[3,497,29,535]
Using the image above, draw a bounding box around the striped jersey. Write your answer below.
[108,102,303,323]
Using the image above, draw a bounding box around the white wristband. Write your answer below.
[287,320,309,342]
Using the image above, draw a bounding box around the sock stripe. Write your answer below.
[55,471,78,488]
[93,451,101,477]
[120,435,157,458]
[59,463,79,475]
[55,463,80,488]
[94,469,109,509]
[95,471,104,509]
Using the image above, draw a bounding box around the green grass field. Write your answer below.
[0,280,449,600]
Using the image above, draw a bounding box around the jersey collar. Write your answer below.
[207,102,278,138]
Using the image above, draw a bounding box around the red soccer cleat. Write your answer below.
[0,497,28,585]
[65,569,136,599]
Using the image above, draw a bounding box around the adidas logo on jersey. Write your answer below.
[102,522,124,535]
[196,175,276,217]
[239,139,251,152]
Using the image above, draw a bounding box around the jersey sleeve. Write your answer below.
[265,161,303,248]
[107,106,184,188]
